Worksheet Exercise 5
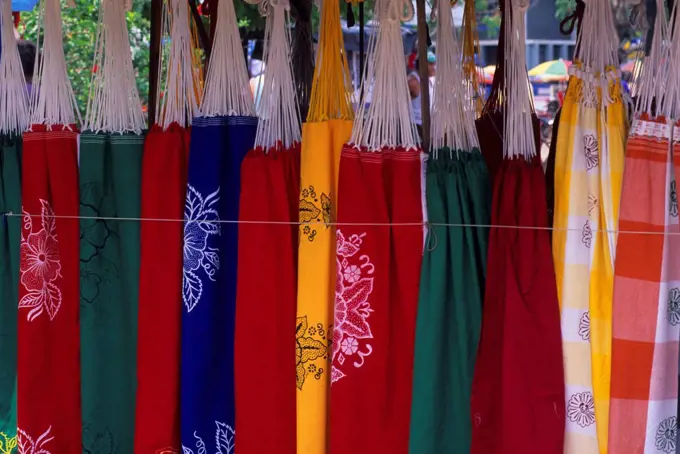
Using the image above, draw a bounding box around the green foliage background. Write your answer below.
[20,0,151,115]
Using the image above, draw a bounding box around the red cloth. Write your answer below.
[17,125,81,452]
[329,146,423,454]
[234,145,300,454]
[470,154,565,454]
[135,124,189,453]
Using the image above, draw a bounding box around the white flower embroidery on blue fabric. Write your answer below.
[181,421,234,454]
[183,185,221,313]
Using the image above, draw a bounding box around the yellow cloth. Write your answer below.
[296,119,352,454]
[553,68,626,454]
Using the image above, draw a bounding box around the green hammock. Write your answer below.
[410,149,490,454]
[0,134,21,454]
[79,132,144,454]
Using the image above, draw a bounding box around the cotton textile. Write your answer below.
[608,116,680,454]
[471,113,565,454]
[552,71,626,454]
[329,146,423,454]
[235,145,300,454]
[180,115,256,454]
[296,119,352,454]
[409,150,490,454]
[135,124,189,454]
[79,132,143,454]
[18,126,81,453]
[0,134,20,453]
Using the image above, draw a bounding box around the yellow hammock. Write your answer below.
[552,64,627,454]
[295,0,353,452]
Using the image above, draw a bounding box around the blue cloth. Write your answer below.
[180,115,256,454]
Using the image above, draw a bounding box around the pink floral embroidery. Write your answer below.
[18,200,63,322]
[17,426,53,454]
[332,230,375,384]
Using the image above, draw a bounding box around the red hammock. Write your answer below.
[134,123,190,453]
[329,146,423,454]
[471,115,564,454]
[234,144,300,454]
[18,125,81,452]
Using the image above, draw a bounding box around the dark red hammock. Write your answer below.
[18,125,81,452]
[471,112,565,454]
[329,146,423,454]
[234,144,300,454]
[134,123,189,453]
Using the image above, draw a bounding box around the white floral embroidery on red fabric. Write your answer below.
[17,426,54,454]
[18,200,63,322]
[332,229,375,384]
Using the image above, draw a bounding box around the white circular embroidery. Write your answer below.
[655,416,677,453]
[567,391,595,427]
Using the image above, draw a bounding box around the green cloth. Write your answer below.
[410,149,490,454]
[79,132,143,454]
[0,134,21,454]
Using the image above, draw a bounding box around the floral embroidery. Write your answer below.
[578,312,590,341]
[182,421,234,454]
[183,185,221,313]
[18,200,63,322]
[299,185,331,242]
[671,181,678,218]
[567,392,595,427]
[588,194,598,216]
[157,448,180,454]
[583,134,599,170]
[17,427,53,454]
[331,230,375,384]
[296,316,328,389]
[0,432,17,454]
[581,221,592,249]
[668,288,680,326]
[655,416,677,453]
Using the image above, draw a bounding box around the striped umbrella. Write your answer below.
[528,58,571,82]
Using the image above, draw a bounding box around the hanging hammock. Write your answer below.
[409,0,490,451]
[0,0,28,450]
[234,0,301,452]
[295,0,353,451]
[470,0,565,452]
[179,0,255,449]
[608,2,680,452]
[329,0,423,451]
[134,0,201,451]
[78,0,146,452]
[551,0,626,451]
[16,0,82,450]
